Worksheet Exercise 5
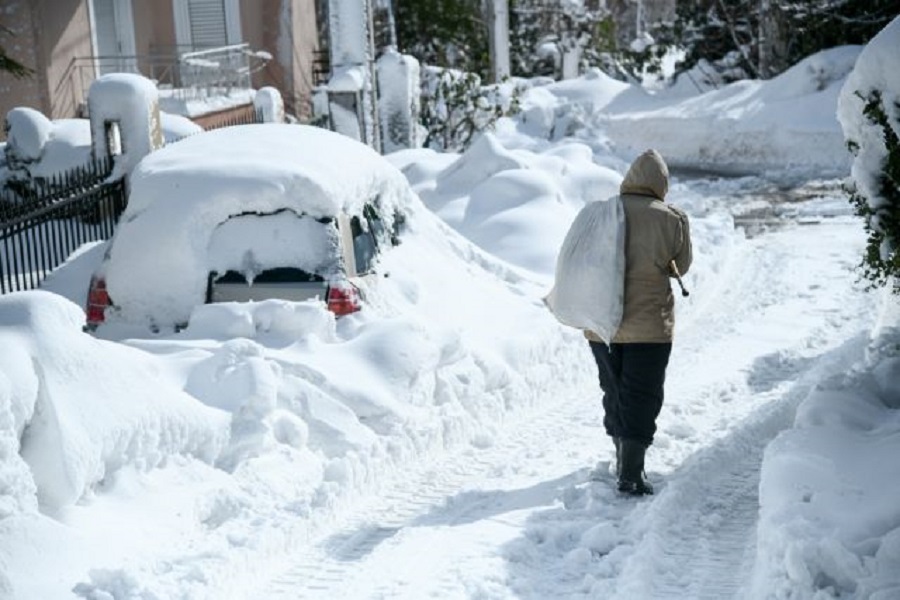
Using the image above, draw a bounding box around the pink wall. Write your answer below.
[243,0,321,120]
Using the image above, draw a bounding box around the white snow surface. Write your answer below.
[160,112,203,142]
[329,65,368,92]
[390,133,623,277]
[751,290,900,599]
[506,46,862,175]
[1,40,899,600]
[0,292,228,514]
[158,89,256,119]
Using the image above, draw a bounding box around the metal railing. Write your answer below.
[0,157,126,294]
[177,44,256,95]
[54,44,270,117]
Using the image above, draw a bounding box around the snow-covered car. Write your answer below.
[86,124,412,330]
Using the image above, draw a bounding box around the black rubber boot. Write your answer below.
[613,436,622,477]
[617,439,654,496]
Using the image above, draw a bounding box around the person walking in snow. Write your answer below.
[586,149,692,496]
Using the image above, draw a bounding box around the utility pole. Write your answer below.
[758,0,770,78]
[485,0,511,82]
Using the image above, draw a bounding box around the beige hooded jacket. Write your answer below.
[586,149,692,344]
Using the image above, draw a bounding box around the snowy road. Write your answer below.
[259,201,877,599]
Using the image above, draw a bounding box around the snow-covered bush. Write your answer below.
[639,0,894,87]
[1,109,95,201]
[420,66,521,151]
[838,16,900,290]
[509,0,617,80]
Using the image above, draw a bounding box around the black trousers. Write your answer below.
[588,341,672,448]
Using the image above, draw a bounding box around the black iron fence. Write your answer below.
[0,110,270,296]
[0,156,126,295]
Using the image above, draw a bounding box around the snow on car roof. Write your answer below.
[104,124,416,328]
[127,124,410,220]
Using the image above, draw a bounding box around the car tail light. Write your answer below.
[326,281,362,316]
[86,276,110,325]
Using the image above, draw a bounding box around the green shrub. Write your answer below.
[846,90,900,290]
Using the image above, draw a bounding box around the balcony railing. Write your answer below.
[54,44,270,118]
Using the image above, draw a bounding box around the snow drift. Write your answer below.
[0,291,228,511]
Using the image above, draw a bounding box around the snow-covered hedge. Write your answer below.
[838,16,900,289]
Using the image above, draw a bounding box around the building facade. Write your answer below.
[0,0,324,131]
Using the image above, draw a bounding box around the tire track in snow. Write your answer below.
[262,387,604,599]
[614,327,869,600]
[616,394,783,600]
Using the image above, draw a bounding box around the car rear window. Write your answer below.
[213,267,325,284]
[207,210,343,282]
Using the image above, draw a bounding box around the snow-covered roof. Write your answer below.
[105,124,417,327]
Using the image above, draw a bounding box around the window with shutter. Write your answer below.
[188,0,227,49]
[174,0,242,51]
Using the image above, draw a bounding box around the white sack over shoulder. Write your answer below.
[544,197,625,343]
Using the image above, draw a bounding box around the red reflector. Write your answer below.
[86,277,110,324]
[326,282,361,316]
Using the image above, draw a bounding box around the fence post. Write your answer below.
[89,73,164,179]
